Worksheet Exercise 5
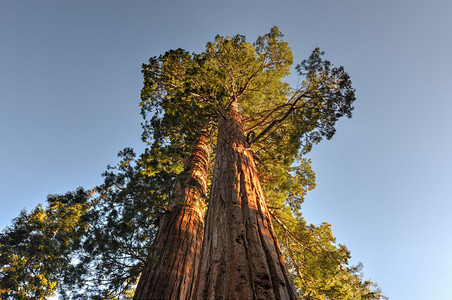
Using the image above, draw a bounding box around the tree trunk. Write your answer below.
[134,131,210,300]
[194,106,297,299]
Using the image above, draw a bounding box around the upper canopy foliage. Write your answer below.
[139,26,355,215]
[140,26,354,155]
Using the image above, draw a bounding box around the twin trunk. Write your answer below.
[135,106,296,299]
[134,131,210,299]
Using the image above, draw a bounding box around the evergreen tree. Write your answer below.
[135,26,361,298]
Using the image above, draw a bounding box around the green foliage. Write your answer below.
[290,47,356,153]
[63,146,183,299]
[271,207,387,299]
[0,188,91,299]
[140,26,294,150]
[0,145,185,299]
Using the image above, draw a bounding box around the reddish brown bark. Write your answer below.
[194,106,297,299]
[134,131,210,300]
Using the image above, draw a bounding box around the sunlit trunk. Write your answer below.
[134,131,210,300]
[194,105,297,299]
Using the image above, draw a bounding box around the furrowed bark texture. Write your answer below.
[194,106,297,300]
[134,132,210,300]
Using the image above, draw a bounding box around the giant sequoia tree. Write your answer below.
[1,27,387,299]
[136,27,355,299]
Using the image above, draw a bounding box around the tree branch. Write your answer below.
[248,92,308,145]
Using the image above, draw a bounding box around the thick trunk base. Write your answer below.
[194,108,297,300]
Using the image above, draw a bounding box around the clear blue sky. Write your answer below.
[1,1,451,299]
